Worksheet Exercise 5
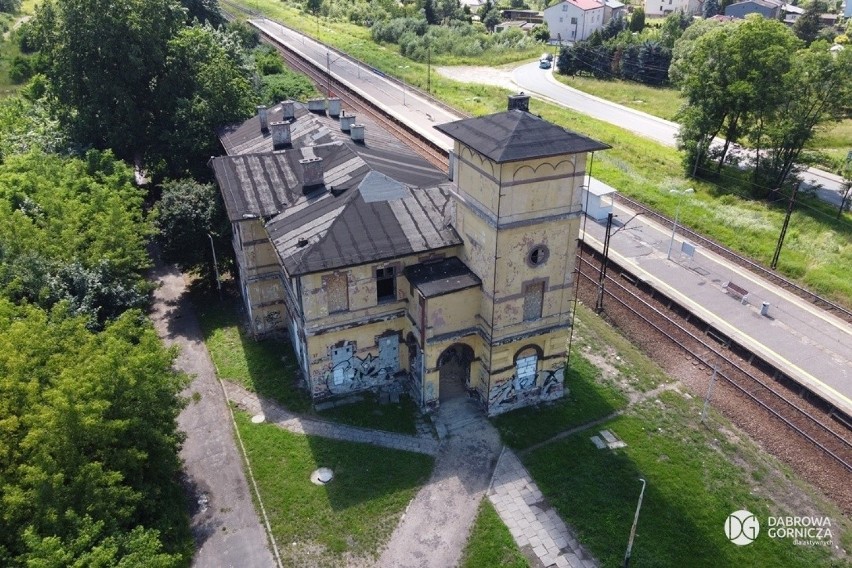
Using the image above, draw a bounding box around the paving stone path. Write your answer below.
[489,449,599,568]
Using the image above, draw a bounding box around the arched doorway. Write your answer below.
[437,343,474,402]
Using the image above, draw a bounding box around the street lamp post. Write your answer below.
[207,233,222,300]
[667,188,694,261]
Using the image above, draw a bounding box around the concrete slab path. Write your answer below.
[149,260,277,568]
[489,449,599,568]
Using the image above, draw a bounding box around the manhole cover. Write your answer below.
[251,414,266,424]
[310,467,334,485]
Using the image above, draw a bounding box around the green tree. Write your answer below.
[0,302,189,566]
[153,24,256,178]
[754,42,852,190]
[533,22,550,43]
[671,17,800,178]
[180,0,223,26]
[0,151,151,326]
[154,178,230,280]
[703,0,720,18]
[793,0,827,46]
[629,7,645,32]
[483,7,501,32]
[31,0,184,162]
[0,0,22,12]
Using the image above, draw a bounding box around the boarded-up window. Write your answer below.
[523,282,544,321]
[323,272,349,313]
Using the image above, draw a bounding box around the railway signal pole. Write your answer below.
[596,212,614,312]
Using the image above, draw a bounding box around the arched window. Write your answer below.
[514,345,541,390]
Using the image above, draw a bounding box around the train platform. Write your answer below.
[249,17,852,419]
[580,203,852,417]
[250,18,457,152]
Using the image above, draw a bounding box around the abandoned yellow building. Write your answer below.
[213,95,609,415]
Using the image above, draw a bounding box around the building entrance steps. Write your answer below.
[580,201,852,417]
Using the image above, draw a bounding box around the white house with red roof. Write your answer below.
[543,0,606,43]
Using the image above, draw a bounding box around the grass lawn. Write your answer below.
[491,347,628,451]
[234,410,434,566]
[460,500,529,568]
[553,73,684,122]
[191,286,419,434]
[524,392,852,567]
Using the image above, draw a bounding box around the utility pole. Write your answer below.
[596,212,614,312]
[326,51,331,99]
[770,182,799,270]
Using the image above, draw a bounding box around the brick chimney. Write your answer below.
[281,100,295,120]
[507,92,530,112]
[257,105,269,133]
[350,124,365,143]
[299,157,324,188]
[270,121,291,149]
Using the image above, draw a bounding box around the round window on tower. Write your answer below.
[528,245,549,267]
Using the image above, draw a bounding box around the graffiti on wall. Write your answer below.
[315,337,400,398]
[486,364,565,416]
[254,309,282,333]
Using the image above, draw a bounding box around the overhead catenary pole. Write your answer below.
[596,212,614,312]
[770,182,800,270]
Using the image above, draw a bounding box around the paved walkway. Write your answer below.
[224,382,440,456]
[149,260,276,568]
[489,450,599,568]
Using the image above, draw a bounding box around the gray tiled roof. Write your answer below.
[434,110,610,163]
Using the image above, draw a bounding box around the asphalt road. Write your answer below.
[512,62,849,208]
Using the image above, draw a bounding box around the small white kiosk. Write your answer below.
[582,178,617,221]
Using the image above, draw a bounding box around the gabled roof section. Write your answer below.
[212,140,461,276]
[211,142,366,222]
[434,110,610,164]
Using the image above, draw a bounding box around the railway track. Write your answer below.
[576,244,852,508]
[614,193,852,325]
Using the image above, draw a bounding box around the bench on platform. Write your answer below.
[722,281,749,304]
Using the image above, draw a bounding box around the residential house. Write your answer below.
[602,0,627,22]
[645,0,702,17]
[724,0,782,19]
[501,9,545,24]
[543,0,606,43]
[213,95,610,416]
